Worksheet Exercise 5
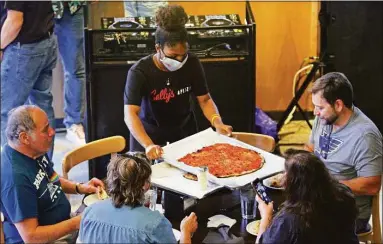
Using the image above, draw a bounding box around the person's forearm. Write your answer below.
[20,216,80,243]
[0,15,23,49]
[339,176,381,195]
[125,113,154,148]
[256,216,272,243]
[59,178,78,194]
[180,232,192,244]
[198,96,222,127]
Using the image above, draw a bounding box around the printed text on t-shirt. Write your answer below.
[151,88,175,103]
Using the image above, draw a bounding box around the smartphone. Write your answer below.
[251,179,272,204]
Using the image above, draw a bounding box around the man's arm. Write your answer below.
[59,177,78,194]
[14,216,80,243]
[59,177,104,195]
[0,10,23,49]
[340,175,381,196]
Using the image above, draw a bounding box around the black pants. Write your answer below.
[130,115,197,152]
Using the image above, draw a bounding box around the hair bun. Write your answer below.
[155,5,188,31]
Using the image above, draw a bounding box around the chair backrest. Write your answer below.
[357,193,382,243]
[232,132,276,152]
[1,212,4,244]
[371,193,382,243]
[62,136,126,179]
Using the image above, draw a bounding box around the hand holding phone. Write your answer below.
[251,179,272,204]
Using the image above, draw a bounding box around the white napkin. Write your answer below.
[207,214,237,229]
[151,162,181,179]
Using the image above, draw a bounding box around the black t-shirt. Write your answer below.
[124,53,209,129]
[0,1,54,44]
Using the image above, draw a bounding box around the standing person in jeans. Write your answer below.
[0,1,57,158]
[124,1,167,17]
[52,1,87,145]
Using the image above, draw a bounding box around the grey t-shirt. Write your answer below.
[309,106,382,219]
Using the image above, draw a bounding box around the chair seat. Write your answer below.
[357,230,373,237]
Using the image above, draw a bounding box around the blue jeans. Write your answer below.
[1,35,57,155]
[54,7,85,128]
[124,1,167,17]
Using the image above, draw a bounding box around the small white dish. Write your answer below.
[172,228,181,241]
[246,220,261,236]
[83,194,101,207]
[263,173,285,190]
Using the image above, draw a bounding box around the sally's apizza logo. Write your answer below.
[151,88,175,103]
[151,86,192,103]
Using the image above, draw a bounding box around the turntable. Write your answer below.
[201,18,235,27]
[101,17,155,29]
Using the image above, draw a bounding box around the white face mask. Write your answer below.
[159,51,188,72]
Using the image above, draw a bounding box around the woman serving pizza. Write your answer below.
[124,5,232,160]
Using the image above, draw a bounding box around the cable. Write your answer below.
[194,43,231,57]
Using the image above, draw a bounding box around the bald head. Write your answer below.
[5,105,40,144]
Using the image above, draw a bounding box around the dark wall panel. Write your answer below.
[321,2,383,132]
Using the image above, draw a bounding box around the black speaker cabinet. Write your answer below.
[86,64,132,179]
[193,60,254,132]
[320,2,383,132]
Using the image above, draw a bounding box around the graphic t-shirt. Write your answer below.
[309,106,382,219]
[1,145,71,244]
[124,53,209,129]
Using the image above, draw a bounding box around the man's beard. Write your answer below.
[322,113,338,125]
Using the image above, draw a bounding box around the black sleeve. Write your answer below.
[5,1,25,11]
[190,57,209,96]
[124,69,145,106]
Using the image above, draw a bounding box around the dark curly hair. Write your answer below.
[278,149,358,236]
[106,152,152,208]
[155,5,188,47]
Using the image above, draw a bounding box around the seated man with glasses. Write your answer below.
[1,105,104,244]
[306,72,382,234]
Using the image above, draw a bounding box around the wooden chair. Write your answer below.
[232,132,276,152]
[358,193,382,244]
[1,212,4,244]
[62,136,126,179]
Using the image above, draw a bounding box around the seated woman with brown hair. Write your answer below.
[78,152,198,243]
[256,149,359,244]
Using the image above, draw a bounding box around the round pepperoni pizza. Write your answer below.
[177,143,264,178]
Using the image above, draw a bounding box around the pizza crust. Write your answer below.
[183,173,198,181]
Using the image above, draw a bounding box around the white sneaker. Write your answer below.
[66,124,86,145]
